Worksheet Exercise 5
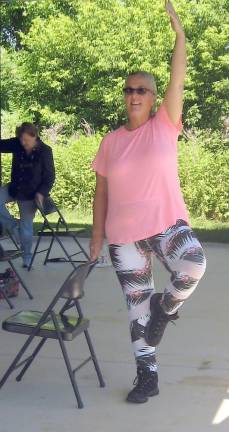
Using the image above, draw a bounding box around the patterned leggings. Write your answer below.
[108,219,207,372]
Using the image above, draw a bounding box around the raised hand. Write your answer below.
[165,0,184,35]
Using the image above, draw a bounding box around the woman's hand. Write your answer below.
[165,0,184,35]
[89,235,104,261]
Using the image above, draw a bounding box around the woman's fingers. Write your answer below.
[165,0,183,34]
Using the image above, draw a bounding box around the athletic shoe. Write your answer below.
[126,366,159,403]
[144,293,179,346]
[22,255,32,269]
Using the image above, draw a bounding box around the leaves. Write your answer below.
[1,131,228,221]
[2,0,228,131]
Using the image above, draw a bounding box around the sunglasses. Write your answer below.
[123,86,154,95]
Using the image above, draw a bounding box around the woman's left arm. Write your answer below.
[163,0,187,126]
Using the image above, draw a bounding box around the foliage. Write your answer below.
[178,136,229,222]
[1,132,228,221]
[1,0,228,132]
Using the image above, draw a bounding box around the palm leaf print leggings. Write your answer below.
[108,219,207,372]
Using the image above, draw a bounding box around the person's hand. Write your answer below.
[165,0,184,35]
[35,192,44,205]
[89,235,104,261]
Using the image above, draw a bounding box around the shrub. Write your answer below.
[1,131,228,222]
[178,137,229,221]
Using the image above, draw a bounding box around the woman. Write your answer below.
[0,123,55,268]
[90,1,207,404]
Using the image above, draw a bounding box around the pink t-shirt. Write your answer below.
[91,103,190,244]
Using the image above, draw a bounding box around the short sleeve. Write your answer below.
[91,135,109,177]
[155,103,183,136]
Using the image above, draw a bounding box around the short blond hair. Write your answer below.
[126,71,157,95]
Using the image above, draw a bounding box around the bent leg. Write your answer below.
[152,219,207,315]
[108,241,157,372]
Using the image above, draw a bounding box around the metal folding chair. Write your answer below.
[4,229,21,251]
[0,244,33,308]
[28,197,90,271]
[0,259,105,408]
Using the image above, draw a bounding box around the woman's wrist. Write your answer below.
[175,29,185,38]
[92,230,105,239]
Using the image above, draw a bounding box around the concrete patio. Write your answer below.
[0,237,228,432]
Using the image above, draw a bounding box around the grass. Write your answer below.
[33,209,229,243]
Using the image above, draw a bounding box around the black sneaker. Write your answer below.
[126,366,159,403]
[145,293,179,346]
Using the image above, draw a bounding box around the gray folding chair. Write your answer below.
[0,244,33,308]
[28,197,90,271]
[0,259,105,408]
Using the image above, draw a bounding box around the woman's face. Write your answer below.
[124,75,157,122]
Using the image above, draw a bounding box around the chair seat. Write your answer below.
[0,250,22,262]
[2,310,90,341]
[38,229,86,237]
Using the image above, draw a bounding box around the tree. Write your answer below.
[1,0,228,131]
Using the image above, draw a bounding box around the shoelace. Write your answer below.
[132,369,153,391]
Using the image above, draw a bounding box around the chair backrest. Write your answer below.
[60,259,98,300]
[36,196,58,216]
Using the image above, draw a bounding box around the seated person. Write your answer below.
[0,122,55,267]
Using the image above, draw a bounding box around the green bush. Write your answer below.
[178,138,229,222]
[1,131,228,222]
[51,134,102,212]
[1,135,100,217]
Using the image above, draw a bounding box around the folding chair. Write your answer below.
[4,229,21,251]
[28,197,90,271]
[0,259,105,408]
[0,244,33,309]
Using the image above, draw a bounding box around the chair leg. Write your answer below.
[8,260,33,300]
[6,230,20,251]
[51,312,84,408]
[74,301,105,388]
[84,329,105,388]
[0,288,14,309]
[16,338,47,382]
[0,329,39,389]
[72,236,90,261]
[44,236,55,265]
[55,236,78,269]
[28,235,42,271]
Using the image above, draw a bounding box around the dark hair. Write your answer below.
[16,122,38,138]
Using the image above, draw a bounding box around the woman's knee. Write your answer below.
[182,245,207,281]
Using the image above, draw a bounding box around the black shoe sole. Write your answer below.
[126,388,159,403]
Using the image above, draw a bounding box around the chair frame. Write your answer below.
[5,230,21,251]
[28,198,90,271]
[0,248,33,309]
[0,260,105,408]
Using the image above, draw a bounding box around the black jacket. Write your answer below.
[0,137,55,200]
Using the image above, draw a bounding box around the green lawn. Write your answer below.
[33,209,229,243]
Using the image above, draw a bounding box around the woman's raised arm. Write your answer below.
[163,0,187,126]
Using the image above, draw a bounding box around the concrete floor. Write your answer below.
[0,237,228,432]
